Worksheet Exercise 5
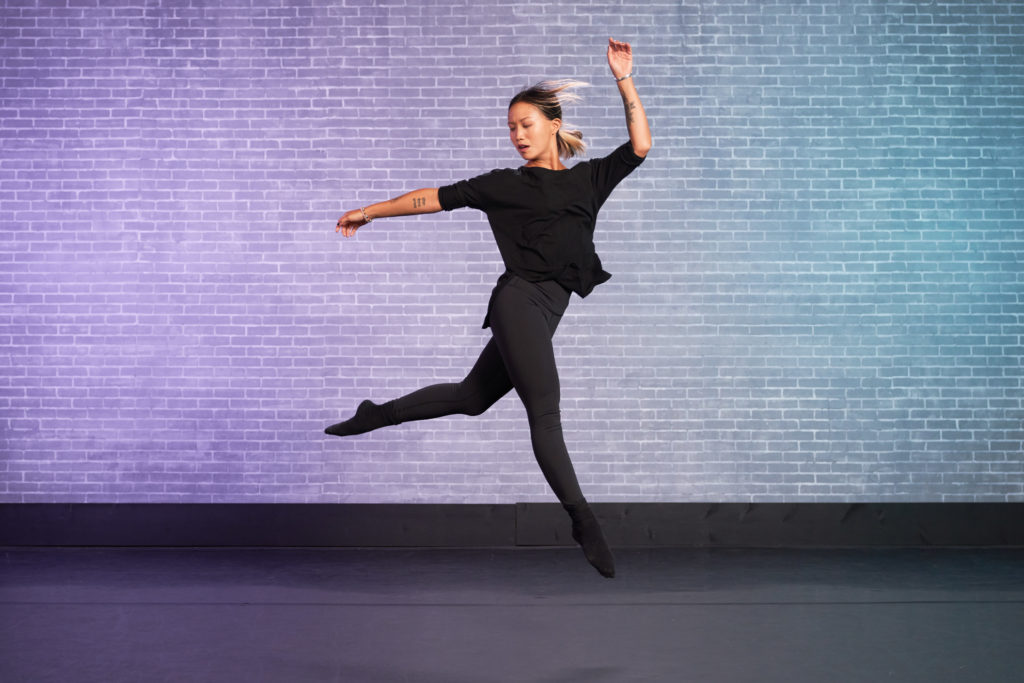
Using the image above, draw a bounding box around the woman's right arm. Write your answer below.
[336,187,442,237]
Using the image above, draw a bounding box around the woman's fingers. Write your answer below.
[608,37,632,72]
[336,209,366,237]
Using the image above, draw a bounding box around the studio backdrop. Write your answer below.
[2,0,1022,504]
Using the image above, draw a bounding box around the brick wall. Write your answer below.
[2,0,1022,502]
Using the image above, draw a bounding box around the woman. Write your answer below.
[328,38,651,578]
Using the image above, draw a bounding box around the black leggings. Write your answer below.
[385,275,585,505]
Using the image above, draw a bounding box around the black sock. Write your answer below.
[325,400,392,437]
[563,501,616,578]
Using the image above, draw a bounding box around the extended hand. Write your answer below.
[607,37,633,79]
[336,209,367,238]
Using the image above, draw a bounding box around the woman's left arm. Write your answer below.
[607,38,652,158]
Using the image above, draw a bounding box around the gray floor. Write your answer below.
[1,546,1022,682]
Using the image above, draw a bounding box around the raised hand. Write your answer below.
[607,38,633,80]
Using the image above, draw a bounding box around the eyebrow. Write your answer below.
[507,116,535,124]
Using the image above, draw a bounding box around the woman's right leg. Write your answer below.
[325,339,513,436]
[388,339,513,422]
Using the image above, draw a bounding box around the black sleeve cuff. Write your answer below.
[619,141,647,166]
[437,184,460,211]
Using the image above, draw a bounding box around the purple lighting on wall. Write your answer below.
[1,0,1022,503]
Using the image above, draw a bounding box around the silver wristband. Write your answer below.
[615,72,633,82]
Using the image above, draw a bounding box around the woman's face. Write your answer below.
[508,102,560,162]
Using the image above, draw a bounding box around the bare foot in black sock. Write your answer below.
[563,501,616,578]
[325,400,391,437]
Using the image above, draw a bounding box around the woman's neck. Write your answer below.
[525,149,566,171]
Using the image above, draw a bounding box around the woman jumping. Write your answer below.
[327,38,651,578]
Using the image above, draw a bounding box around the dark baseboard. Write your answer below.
[2,503,1023,548]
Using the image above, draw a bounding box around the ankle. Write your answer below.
[561,499,589,514]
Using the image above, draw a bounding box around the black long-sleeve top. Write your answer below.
[437,141,646,299]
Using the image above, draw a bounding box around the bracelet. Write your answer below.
[615,72,633,82]
[359,207,372,223]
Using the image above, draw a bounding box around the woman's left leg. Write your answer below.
[486,280,584,506]
[488,279,615,577]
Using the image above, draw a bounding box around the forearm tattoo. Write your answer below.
[622,97,638,125]
[413,197,426,209]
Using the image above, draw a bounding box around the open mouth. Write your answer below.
[517,145,529,152]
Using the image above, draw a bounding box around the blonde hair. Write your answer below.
[509,80,589,159]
